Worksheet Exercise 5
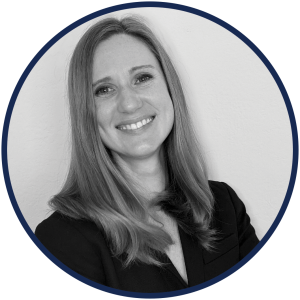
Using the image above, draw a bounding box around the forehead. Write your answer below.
[92,34,160,77]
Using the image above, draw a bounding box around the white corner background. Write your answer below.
[6,4,293,242]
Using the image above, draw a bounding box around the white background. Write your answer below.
[6,4,293,242]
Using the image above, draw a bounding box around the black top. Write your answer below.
[35,181,259,292]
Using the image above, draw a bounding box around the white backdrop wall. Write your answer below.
[7,7,292,240]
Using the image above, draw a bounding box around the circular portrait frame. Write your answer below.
[1,1,299,299]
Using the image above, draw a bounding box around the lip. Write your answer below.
[115,114,156,128]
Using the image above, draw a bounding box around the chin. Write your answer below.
[125,144,161,159]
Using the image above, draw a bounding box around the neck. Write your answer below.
[113,149,167,198]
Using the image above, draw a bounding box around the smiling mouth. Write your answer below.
[116,116,155,131]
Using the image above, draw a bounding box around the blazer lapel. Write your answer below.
[179,227,205,287]
[156,227,205,288]
[159,253,189,288]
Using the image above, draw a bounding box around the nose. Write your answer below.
[117,87,143,114]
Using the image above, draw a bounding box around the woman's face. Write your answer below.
[92,34,174,160]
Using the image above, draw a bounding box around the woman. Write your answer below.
[35,16,259,293]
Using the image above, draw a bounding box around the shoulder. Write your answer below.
[208,180,259,257]
[35,211,101,246]
[208,180,249,234]
[35,211,105,259]
[35,211,108,284]
[208,180,246,217]
[208,180,236,201]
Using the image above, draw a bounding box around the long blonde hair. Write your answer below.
[50,16,216,266]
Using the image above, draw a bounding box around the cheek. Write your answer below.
[156,96,174,140]
[95,102,113,131]
[156,82,174,120]
[96,110,114,149]
[163,95,175,125]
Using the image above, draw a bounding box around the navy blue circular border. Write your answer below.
[2,1,298,298]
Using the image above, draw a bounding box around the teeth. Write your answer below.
[118,117,154,131]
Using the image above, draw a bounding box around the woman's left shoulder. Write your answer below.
[208,180,253,232]
[208,180,260,257]
[208,180,246,214]
[208,180,238,198]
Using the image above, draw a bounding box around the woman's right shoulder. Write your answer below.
[35,211,108,284]
[35,211,105,253]
[35,211,76,232]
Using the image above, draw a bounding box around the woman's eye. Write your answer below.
[94,86,114,97]
[135,74,153,84]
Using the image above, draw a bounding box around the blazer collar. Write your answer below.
[179,226,205,287]
[158,227,205,288]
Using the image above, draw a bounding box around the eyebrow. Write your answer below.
[129,64,154,73]
[92,64,155,87]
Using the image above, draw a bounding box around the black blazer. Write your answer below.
[35,181,259,292]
